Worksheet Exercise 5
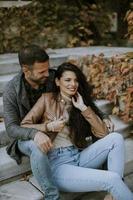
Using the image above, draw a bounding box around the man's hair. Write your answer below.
[18,44,49,68]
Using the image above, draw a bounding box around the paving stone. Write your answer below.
[0,147,30,183]
[0,180,43,200]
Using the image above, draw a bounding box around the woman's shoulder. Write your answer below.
[41,92,55,99]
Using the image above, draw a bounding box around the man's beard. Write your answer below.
[30,76,48,86]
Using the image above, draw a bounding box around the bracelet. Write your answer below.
[80,105,87,111]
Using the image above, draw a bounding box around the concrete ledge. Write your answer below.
[0,180,43,200]
[0,147,30,183]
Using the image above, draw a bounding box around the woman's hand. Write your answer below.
[103,118,114,133]
[47,116,66,132]
[72,92,87,111]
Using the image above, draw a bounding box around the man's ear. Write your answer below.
[22,65,30,73]
[55,78,59,86]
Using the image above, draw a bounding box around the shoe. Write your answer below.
[104,194,115,200]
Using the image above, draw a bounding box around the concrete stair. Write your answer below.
[0,46,133,94]
[0,47,133,199]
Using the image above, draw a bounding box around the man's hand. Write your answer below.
[46,117,66,132]
[72,92,87,111]
[103,118,114,133]
[34,131,53,153]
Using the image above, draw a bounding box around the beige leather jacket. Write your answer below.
[21,93,108,144]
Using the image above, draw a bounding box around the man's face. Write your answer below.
[24,61,49,87]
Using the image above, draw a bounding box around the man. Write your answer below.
[3,44,60,200]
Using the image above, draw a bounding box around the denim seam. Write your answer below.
[79,147,112,167]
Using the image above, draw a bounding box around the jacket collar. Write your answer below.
[14,71,31,110]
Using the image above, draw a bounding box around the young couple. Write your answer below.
[3,44,133,200]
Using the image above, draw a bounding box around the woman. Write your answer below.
[21,62,133,200]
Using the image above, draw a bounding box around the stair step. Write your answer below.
[110,115,133,138]
[0,54,67,76]
[95,99,113,114]
[0,147,30,184]
[0,178,108,200]
[29,176,107,200]
[0,173,133,200]
[0,59,19,75]
[51,46,133,57]
[0,180,43,200]
[0,46,133,76]
[0,73,17,95]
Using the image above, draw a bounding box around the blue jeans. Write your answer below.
[48,132,133,200]
[18,140,60,200]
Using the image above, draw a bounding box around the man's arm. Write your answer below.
[3,82,37,140]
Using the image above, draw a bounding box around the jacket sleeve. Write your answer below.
[3,82,37,140]
[81,106,109,138]
[21,94,48,133]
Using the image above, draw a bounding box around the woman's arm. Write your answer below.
[81,107,109,138]
[72,92,109,138]
[21,94,48,132]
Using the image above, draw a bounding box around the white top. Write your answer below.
[53,93,73,149]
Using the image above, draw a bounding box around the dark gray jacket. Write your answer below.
[3,70,55,164]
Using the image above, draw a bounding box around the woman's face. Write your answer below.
[56,71,79,97]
